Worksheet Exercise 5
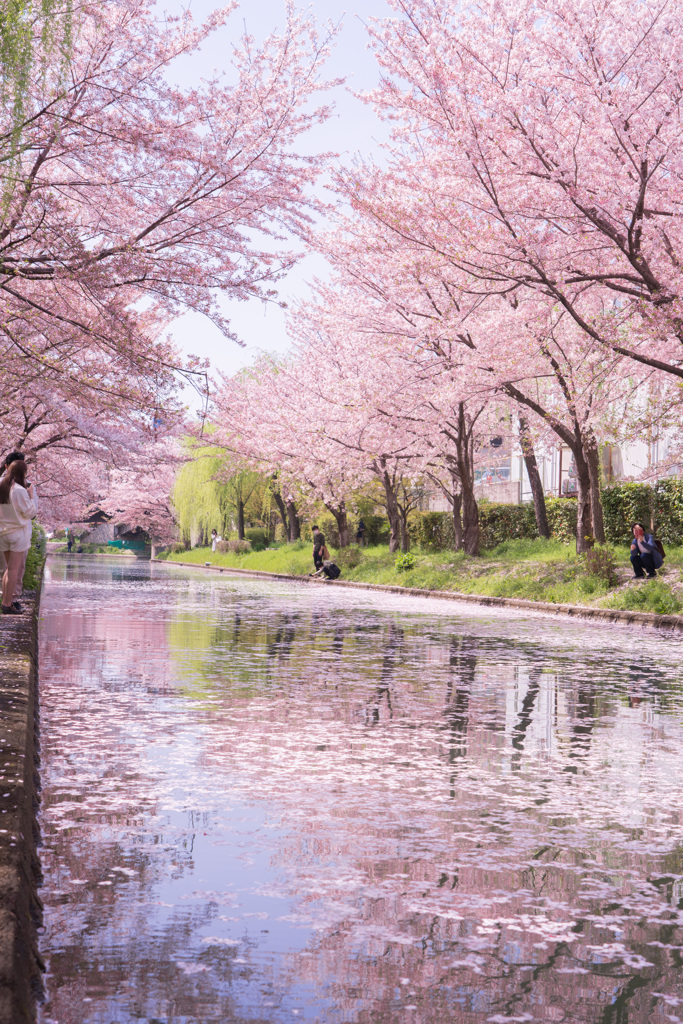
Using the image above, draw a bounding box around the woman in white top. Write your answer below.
[0,460,37,614]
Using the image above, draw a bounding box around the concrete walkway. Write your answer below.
[0,594,43,1024]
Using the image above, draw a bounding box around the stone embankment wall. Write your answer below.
[0,590,43,1023]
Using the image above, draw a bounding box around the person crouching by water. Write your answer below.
[630,522,663,579]
[0,460,37,614]
[311,525,328,573]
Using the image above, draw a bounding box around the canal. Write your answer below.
[37,557,683,1024]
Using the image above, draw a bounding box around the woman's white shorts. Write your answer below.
[0,527,31,553]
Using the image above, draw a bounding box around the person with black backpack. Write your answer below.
[311,560,341,581]
[311,525,328,572]
[630,522,664,579]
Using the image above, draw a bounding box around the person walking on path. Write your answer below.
[311,525,328,572]
[0,460,37,614]
[630,522,663,579]
[0,452,37,611]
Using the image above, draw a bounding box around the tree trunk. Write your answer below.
[326,502,350,548]
[451,492,463,551]
[461,483,479,556]
[286,500,300,542]
[455,403,479,556]
[573,448,594,553]
[519,417,550,539]
[585,434,606,544]
[378,465,401,553]
[237,500,245,541]
[424,469,463,551]
[399,509,410,552]
[272,487,289,541]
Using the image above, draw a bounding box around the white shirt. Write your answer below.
[0,483,37,548]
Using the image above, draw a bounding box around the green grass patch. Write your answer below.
[605,579,683,616]
[159,536,683,614]
[158,541,314,576]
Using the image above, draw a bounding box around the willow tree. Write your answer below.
[1,0,72,164]
[173,453,268,546]
[173,456,227,548]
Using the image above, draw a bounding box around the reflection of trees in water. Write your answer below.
[39,746,254,1022]
[366,623,404,725]
[564,682,597,774]
[444,636,475,768]
[510,665,543,772]
[272,838,683,1024]
[40,564,683,1024]
[266,615,298,666]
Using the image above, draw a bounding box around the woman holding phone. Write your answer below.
[0,460,37,614]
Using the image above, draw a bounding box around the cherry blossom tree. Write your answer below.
[362,0,683,381]
[281,285,510,555]
[100,456,179,547]
[0,0,335,487]
[310,204,649,552]
[214,358,371,548]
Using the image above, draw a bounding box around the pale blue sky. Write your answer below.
[163,0,393,391]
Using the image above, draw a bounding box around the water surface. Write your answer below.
[38,557,683,1023]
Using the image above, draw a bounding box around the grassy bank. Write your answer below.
[159,538,683,616]
[49,542,137,556]
[157,541,313,576]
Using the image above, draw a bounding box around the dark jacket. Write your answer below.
[630,533,663,569]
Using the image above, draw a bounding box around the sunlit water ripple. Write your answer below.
[37,556,683,1024]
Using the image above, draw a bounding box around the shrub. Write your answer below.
[245,527,268,551]
[360,514,390,546]
[582,545,619,587]
[478,504,537,549]
[408,511,455,550]
[600,479,683,547]
[336,546,364,569]
[545,498,578,544]
[654,478,683,546]
[24,522,46,590]
[169,541,187,554]
[395,551,416,572]
[602,483,654,545]
[217,539,251,554]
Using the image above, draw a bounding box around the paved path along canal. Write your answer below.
[37,557,683,1024]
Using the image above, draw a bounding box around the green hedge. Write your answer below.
[408,511,456,549]
[478,504,537,549]
[601,484,653,545]
[545,498,578,544]
[359,514,390,546]
[409,505,540,551]
[601,480,683,546]
[653,479,683,546]
[302,480,683,555]
[245,527,268,551]
[409,501,578,550]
